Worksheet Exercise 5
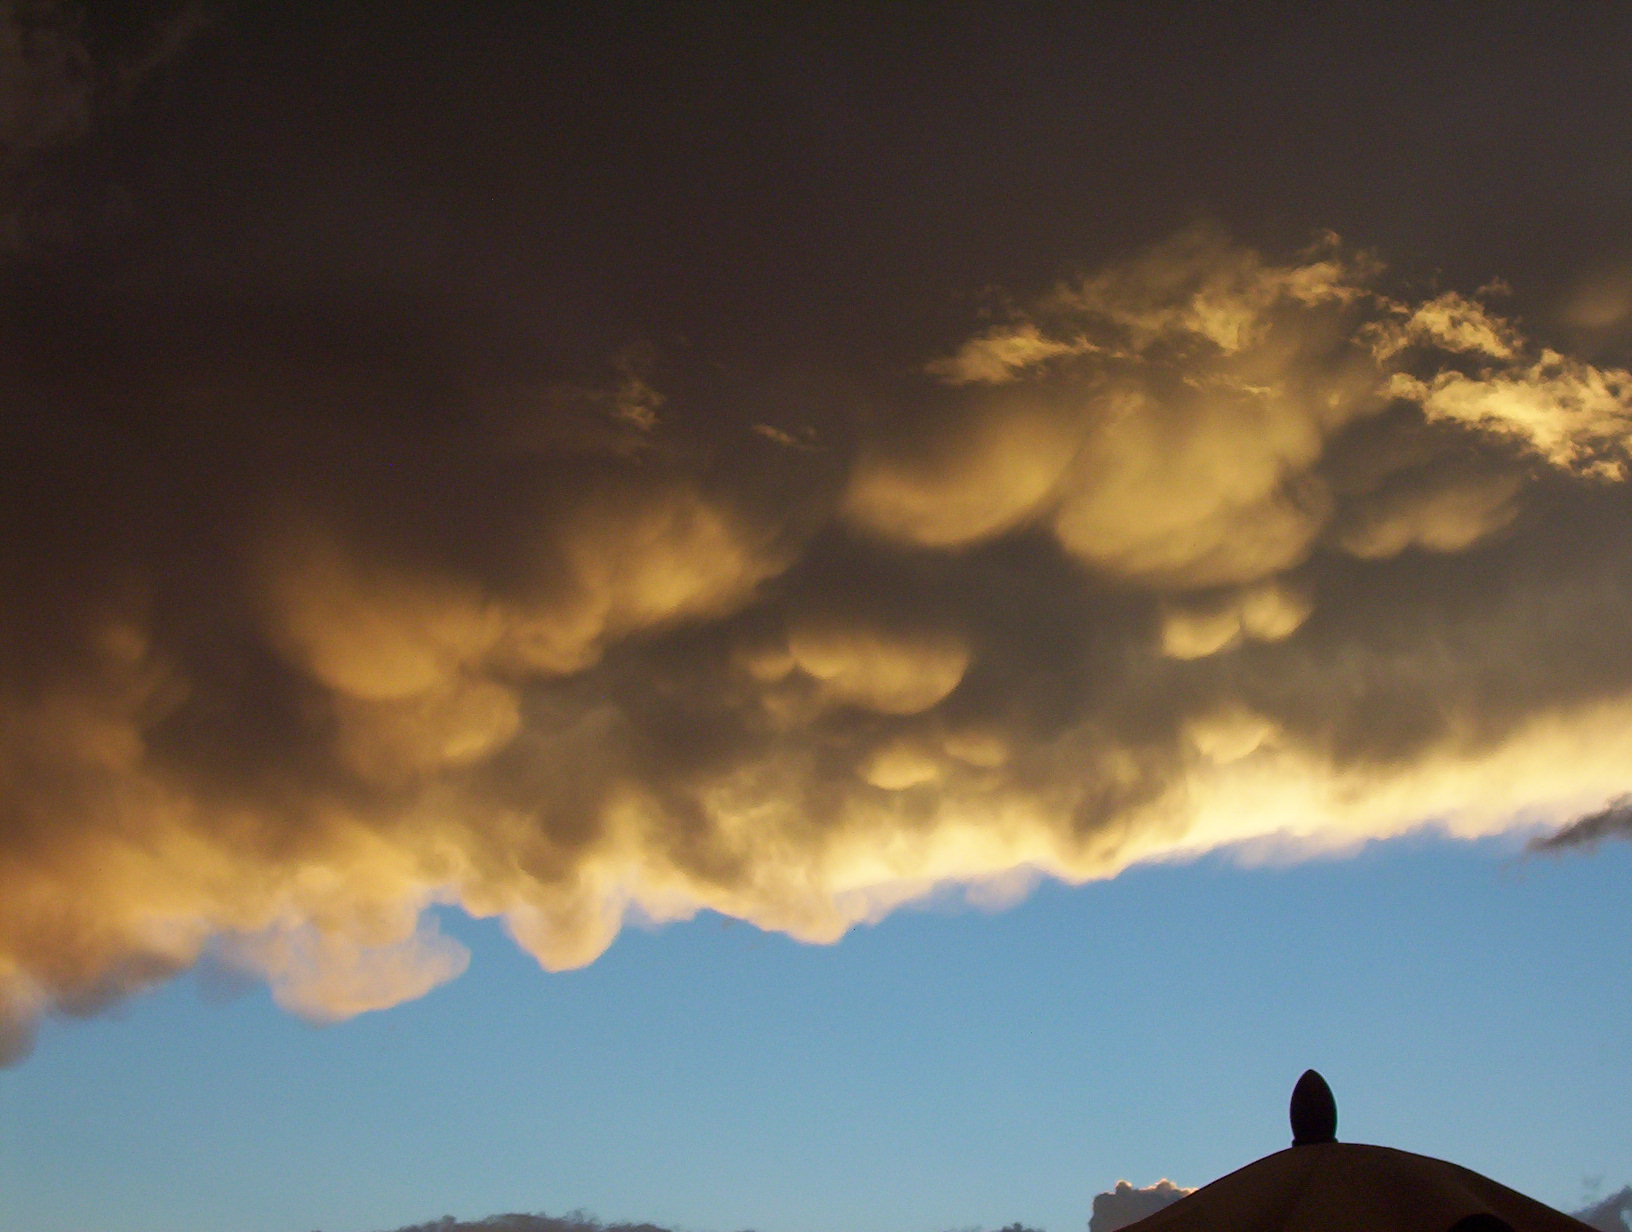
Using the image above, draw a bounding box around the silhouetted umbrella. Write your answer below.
[1127,1071,1596,1232]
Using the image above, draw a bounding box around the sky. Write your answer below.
[3,3,1632,1231]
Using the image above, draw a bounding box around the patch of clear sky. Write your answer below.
[3,831,1629,1232]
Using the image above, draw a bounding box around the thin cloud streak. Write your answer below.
[1529,796,1632,854]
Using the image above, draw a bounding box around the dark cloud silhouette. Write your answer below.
[1529,796,1632,853]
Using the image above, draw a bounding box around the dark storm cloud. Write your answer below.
[5,3,1632,1060]
[0,0,209,251]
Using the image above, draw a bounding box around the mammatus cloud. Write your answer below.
[1088,1179,1192,1231]
[8,215,1632,1059]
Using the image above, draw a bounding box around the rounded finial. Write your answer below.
[1290,1069,1337,1146]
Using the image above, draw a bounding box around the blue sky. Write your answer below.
[6,830,1629,1232]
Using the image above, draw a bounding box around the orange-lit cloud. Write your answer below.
[5,225,1632,1060]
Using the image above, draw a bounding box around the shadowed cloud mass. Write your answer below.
[5,3,1632,1063]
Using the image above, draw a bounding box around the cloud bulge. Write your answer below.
[6,210,1632,1059]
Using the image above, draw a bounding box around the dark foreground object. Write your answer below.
[1290,1069,1338,1146]
[1123,1073,1593,1232]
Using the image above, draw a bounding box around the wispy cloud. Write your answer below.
[1529,796,1632,854]
[1574,1185,1632,1232]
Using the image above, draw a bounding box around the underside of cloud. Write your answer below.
[7,216,1632,1059]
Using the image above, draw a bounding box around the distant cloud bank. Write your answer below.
[1575,1186,1632,1232]
[380,1215,677,1232]
[1088,1178,1193,1231]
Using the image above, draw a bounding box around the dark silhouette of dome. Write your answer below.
[1448,1215,1517,1232]
[1121,1072,1596,1232]
[1290,1069,1338,1146]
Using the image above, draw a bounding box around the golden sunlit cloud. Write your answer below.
[842,402,1085,546]
[1158,582,1312,660]
[1390,351,1632,479]
[787,618,971,715]
[5,225,1632,1059]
